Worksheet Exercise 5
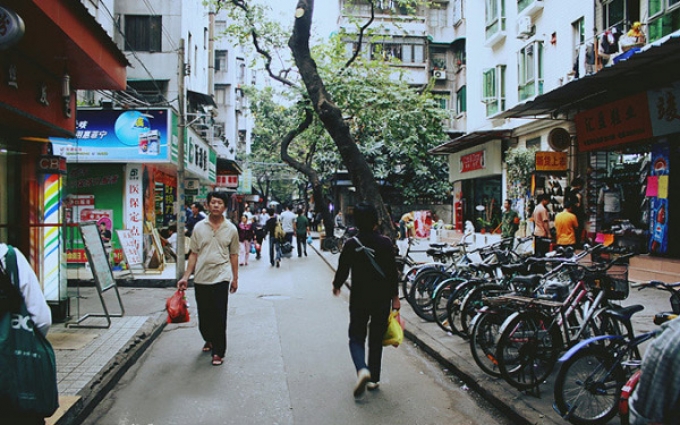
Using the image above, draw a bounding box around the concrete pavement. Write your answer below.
[46,236,672,425]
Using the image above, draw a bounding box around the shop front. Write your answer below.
[51,108,217,271]
[575,84,680,257]
[447,140,504,233]
[0,1,127,318]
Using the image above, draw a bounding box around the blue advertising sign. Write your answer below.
[51,109,171,162]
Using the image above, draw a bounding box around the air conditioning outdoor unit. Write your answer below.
[517,16,533,38]
[433,70,447,80]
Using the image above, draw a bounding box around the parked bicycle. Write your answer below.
[321,226,357,254]
[552,280,680,425]
[493,253,635,391]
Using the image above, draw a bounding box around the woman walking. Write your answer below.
[237,215,254,266]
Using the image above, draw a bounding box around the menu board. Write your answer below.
[116,229,143,268]
[79,221,116,291]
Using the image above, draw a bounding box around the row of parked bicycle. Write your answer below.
[397,236,680,425]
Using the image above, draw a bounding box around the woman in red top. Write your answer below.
[237,215,254,265]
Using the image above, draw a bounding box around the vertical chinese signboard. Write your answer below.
[125,164,144,265]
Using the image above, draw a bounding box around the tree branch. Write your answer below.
[341,1,376,73]
[228,0,297,88]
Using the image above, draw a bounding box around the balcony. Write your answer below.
[518,0,544,18]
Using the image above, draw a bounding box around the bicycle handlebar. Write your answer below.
[637,280,680,291]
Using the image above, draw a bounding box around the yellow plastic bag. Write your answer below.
[382,310,404,347]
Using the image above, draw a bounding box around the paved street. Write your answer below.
[79,240,510,425]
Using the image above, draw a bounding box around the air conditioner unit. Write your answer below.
[433,70,447,80]
[517,16,533,38]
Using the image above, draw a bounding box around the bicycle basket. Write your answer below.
[582,264,629,300]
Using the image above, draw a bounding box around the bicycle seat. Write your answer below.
[429,242,448,249]
[511,274,543,289]
[501,263,530,276]
[442,247,460,256]
[605,304,644,321]
[469,263,497,275]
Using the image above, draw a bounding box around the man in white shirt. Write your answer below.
[280,205,297,246]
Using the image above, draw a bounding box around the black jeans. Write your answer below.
[296,234,307,256]
[194,281,229,357]
[348,301,391,382]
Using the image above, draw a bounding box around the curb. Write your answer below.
[55,313,168,425]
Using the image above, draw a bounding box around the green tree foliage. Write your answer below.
[505,147,537,200]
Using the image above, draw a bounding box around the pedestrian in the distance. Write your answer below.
[532,194,552,257]
[294,208,310,257]
[500,199,520,243]
[332,202,400,398]
[554,201,579,250]
[177,191,239,366]
[279,204,296,247]
[265,208,282,267]
[254,208,269,260]
[237,215,254,266]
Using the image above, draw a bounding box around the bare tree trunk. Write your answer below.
[288,0,396,237]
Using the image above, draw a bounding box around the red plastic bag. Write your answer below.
[166,289,190,323]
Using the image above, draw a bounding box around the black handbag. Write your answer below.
[0,245,59,417]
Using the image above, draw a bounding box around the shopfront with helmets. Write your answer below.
[51,108,216,272]
[575,84,680,258]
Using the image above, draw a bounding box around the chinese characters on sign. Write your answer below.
[216,174,238,188]
[459,150,485,173]
[575,92,653,152]
[125,165,143,257]
[535,151,568,171]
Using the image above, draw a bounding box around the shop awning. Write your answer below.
[429,130,513,154]
[498,32,680,119]
[187,90,217,108]
[5,0,129,90]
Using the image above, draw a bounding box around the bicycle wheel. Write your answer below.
[322,237,339,254]
[446,277,480,338]
[469,308,508,377]
[432,278,465,333]
[496,311,563,390]
[459,284,505,338]
[408,269,449,321]
[553,346,625,425]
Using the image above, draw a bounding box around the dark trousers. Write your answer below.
[194,281,229,357]
[534,236,551,257]
[269,238,281,265]
[348,301,391,382]
[296,234,307,256]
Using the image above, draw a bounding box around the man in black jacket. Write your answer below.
[332,203,400,397]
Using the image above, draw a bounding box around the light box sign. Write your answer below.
[50,109,171,162]
[535,151,568,171]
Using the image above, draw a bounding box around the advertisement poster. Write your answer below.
[50,109,171,162]
[65,164,125,264]
[648,143,670,254]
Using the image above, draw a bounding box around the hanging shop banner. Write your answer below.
[50,109,171,162]
[647,82,680,138]
[575,92,653,152]
[648,142,670,255]
[535,151,568,171]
